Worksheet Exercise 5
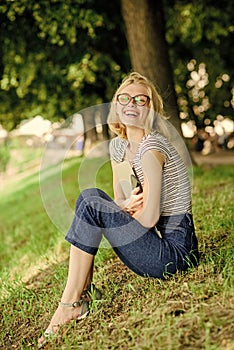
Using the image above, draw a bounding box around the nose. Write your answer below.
[128,96,136,106]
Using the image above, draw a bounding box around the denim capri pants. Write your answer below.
[65,188,199,279]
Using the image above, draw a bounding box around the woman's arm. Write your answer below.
[132,149,165,228]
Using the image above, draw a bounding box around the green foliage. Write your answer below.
[165,0,234,126]
[0,0,233,131]
[0,0,129,130]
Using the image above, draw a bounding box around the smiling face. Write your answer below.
[116,83,150,130]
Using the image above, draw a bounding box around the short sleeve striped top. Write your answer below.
[109,131,192,216]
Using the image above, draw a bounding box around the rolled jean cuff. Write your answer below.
[65,237,98,255]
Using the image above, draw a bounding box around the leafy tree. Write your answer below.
[120,0,234,131]
[165,0,234,128]
[0,0,233,136]
[0,0,129,131]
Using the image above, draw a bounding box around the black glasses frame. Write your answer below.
[117,93,150,106]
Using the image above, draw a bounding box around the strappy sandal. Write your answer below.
[38,299,89,348]
[81,284,102,301]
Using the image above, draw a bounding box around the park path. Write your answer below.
[192,149,234,166]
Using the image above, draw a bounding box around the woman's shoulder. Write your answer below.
[109,136,128,162]
[109,136,128,151]
[145,131,168,143]
[139,131,171,158]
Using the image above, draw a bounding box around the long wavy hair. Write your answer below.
[107,72,168,139]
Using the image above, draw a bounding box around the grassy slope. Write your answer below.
[0,158,233,349]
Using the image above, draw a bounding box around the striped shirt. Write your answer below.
[109,131,192,216]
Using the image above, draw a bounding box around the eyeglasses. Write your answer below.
[117,93,150,106]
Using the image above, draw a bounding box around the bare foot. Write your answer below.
[38,304,83,346]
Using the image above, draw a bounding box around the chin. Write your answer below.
[125,122,145,129]
[121,118,143,127]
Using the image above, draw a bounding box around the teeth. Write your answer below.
[126,111,137,116]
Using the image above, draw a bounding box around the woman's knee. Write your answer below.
[75,188,97,211]
[77,188,111,205]
[75,188,110,212]
[80,188,101,199]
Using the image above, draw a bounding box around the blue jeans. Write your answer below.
[65,188,199,279]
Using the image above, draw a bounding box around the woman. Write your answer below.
[38,72,199,346]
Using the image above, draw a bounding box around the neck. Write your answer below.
[126,125,145,144]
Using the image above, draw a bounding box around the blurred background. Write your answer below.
[0,3,234,348]
[0,0,233,175]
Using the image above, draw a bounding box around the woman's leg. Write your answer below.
[83,259,94,290]
[38,188,146,345]
[40,189,195,344]
[65,189,198,279]
[61,246,94,302]
[66,188,149,252]
[38,246,94,345]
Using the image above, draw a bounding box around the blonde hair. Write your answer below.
[107,72,168,139]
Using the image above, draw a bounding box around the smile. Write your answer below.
[124,110,139,117]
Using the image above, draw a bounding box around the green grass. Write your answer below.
[0,157,233,349]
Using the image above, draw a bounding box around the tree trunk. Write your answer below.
[82,105,110,156]
[121,0,181,132]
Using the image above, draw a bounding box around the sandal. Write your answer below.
[38,299,89,348]
[81,284,102,301]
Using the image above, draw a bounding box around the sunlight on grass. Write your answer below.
[0,158,233,349]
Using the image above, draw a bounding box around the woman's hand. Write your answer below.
[124,187,143,215]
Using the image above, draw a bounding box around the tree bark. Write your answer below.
[121,0,181,132]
